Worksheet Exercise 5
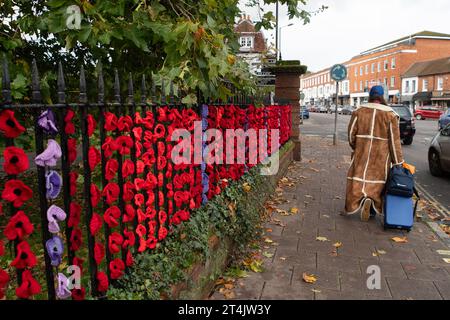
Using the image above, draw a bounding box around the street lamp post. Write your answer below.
[279,23,294,61]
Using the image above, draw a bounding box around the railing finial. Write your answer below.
[57,62,66,104]
[128,72,134,104]
[98,63,105,104]
[141,75,147,104]
[79,65,87,104]
[31,58,42,103]
[114,69,121,103]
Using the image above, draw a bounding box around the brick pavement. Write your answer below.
[211,136,450,300]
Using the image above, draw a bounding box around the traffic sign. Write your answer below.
[330,64,347,82]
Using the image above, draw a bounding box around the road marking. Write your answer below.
[416,183,450,218]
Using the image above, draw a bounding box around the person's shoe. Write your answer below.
[361,199,372,222]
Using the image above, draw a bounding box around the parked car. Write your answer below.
[319,106,328,113]
[414,106,444,120]
[390,105,416,145]
[300,106,310,119]
[329,105,343,114]
[342,105,354,115]
[429,123,450,176]
[438,109,450,130]
[309,105,317,113]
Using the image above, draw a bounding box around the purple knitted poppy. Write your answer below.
[47,205,67,234]
[38,109,58,135]
[35,139,62,167]
[46,170,62,200]
[56,273,72,300]
[46,236,64,267]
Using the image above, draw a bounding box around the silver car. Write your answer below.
[429,123,450,176]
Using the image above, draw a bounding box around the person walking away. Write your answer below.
[344,86,404,221]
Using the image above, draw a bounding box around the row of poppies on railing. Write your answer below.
[0,58,292,300]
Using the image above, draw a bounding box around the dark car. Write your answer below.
[342,105,354,115]
[438,109,450,130]
[390,105,416,145]
[429,123,450,176]
[300,106,310,119]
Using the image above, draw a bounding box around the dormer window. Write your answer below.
[240,36,254,49]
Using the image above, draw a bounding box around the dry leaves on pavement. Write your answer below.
[391,237,409,243]
[316,236,330,242]
[302,273,318,284]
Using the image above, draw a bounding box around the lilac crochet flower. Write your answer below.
[56,273,72,300]
[35,139,62,167]
[38,109,58,135]
[46,170,62,200]
[46,236,64,267]
[47,205,67,234]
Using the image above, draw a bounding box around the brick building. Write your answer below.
[300,31,450,107]
[402,56,450,108]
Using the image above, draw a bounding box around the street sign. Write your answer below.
[300,93,305,100]
[330,64,348,82]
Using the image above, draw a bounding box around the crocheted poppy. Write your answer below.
[122,229,136,249]
[134,193,145,207]
[4,211,34,241]
[91,184,101,208]
[102,183,120,205]
[94,243,105,265]
[104,206,120,228]
[3,146,29,175]
[105,159,119,181]
[126,250,134,267]
[122,159,135,178]
[0,109,25,138]
[68,202,81,228]
[87,114,97,137]
[116,136,133,155]
[56,273,72,300]
[35,139,62,167]
[117,115,133,132]
[123,181,135,202]
[0,269,9,299]
[70,228,82,251]
[71,287,86,300]
[46,170,62,200]
[104,112,118,132]
[158,226,168,241]
[153,124,166,140]
[90,213,103,236]
[157,156,167,171]
[16,270,41,299]
[2,180,33,208]
[142,150,156,167]
[47,205,67,234]
[11,241,37,269]
[88,147,101,170]
[132,127,143,141]
[69,172,78,197]
[146,172,158,189]
[64,109,76,135]
[158,210,168,225]
[102,136,118,158]
[73,257,84,274]
[0,240,4,256]
[109,232,123,254]
[123,204,136,223]
[38,109,58,135]
[97,272,109,292]
[68,138,77,164]
[135,141,143,158]
[110,258,125,280]
[45,236,64,267]
[146,236,157,250]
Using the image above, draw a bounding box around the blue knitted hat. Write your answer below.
[370,85,384,97]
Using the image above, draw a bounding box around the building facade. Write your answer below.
[300,31,450,107]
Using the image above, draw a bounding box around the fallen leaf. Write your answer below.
[302,273,318,284]
[391,237,408,243]
[437,250,450,256]
[312,289,322,293]
[322,215,330,218]
[305,195,314,199]
[249,260,263,273]
[290,207,299,214]
[264,238,273,244]
[333,242,343,248]
[263,252,274,258]
[242,183,251,193]
[310,168,320,173]
[280,257,287,261]
[266,228,273,233]
[223,290,236,299]
[316,236,330,242]
[224,283,234,290]
[443,258,450,264]
[215,278,226,286]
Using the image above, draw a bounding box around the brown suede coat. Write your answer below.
[345,103,404,215]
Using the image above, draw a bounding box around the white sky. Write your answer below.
[239,0,450,72]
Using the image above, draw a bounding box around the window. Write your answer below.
[365,80,369,89]
[360,81,363,91]
[354,67,358,77]
[360,66,363,76]
[405,80,410,93]
[343,82,349,93]
[354,82,358,91]
[423,79,429,92]
[437,77,444,91]
[391,57,396,69]
[384,78,388,86]
[371,63,375,73]
[384,60,389,71]
[365,65,369,74]
[412,80,416,93]
[391,76,395,88]
[239,36,253,49]
[378,62,381,72]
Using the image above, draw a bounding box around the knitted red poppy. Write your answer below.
[0,110,25,138]
[94,243,105,265]
[0,269,9,299]
[11,241,37,269]
[110,258,125,280]
[71,287,86,300]
[123,204,136,223]
[153,124,166,140]
[102,136,118,158]
[64,109,76,135]
[3,146,29,175]
[97,272,109,292]
[73,257,84,274]
[117,115,133,132]
[16,270,41,299]
[104,112,118,132]
[126,250,134,267]
[91,184,102,208]
[109,232,123,254]
[0,240,4,256]
[158,226,168,241]
[122,181,135,202]
[70,228,83,251]
[122,159,135,178]
[68,202,81,228]
[2,180,32,208]
[4,211,34,241]
[134,193,145,208]
[102,183,120,205]
[105,159,119,181]
[122,229,136,249]
[104,206,121,228]
[90,213,103,236]
[146,236,157,250]
[116,136,133,155]
[88,147,101,170]
[69,172,78,196]
[68,138,77,164]
[87,114,97,137]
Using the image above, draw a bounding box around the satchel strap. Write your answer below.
[413,187,420,217]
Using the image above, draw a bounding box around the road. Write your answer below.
[300,112,450,214]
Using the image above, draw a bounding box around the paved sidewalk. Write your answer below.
[212,136,450,300]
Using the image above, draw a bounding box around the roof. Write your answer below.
[403,56,450,78]
[234,16,267,53]
[359,31,450,56]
